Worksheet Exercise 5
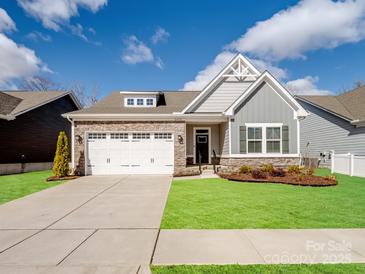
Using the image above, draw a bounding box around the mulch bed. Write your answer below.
[46,175,80,182]
[220,173,337,187]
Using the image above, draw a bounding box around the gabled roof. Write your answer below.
[224,71,308,117]
[0,91,81,120]
[0,92,22,116]
[180,53,260,113]
[296,86,365,123]
[64,91,200,117]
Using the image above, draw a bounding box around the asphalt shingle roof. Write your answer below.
[65,91,200,115]
[2,91,67,116]
[298,86,365,121]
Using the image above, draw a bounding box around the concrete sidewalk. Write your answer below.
[153,229,365,265]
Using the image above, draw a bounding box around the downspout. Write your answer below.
[66,116,75,173]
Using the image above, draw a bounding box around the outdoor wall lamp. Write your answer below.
[76,135,83,144]
[178,135,184,144]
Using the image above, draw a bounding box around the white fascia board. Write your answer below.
[224,71,309,117]
[119,91,160,95]
[63,112,228,122]
[181,53,260,114]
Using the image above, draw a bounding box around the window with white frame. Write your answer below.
[266,127,281,153]
[146,98,153,106]
[137,98,144,106]
[125,97,155,107]
[246,124,282,154]
[247,127,262,153]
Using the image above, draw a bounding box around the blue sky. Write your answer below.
[1,0,365,98]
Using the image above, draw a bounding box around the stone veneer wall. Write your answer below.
[220,157,300,170]
[73,121,186,175]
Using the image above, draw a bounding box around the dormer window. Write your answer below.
[124,96,156,107]
[146,98,153,106]
[137,98,144,106]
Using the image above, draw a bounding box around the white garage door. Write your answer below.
[86,132,174,175]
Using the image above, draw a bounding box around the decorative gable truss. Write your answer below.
[180,54,260,114]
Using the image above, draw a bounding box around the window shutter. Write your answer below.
[282,125,289,154]
[239,126,247,154]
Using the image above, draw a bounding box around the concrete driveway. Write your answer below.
[0,175,171,273]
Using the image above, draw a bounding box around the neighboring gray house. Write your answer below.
[63,54,308,175]
[296,87,365,165]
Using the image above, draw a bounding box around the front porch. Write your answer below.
[185,122,229,166]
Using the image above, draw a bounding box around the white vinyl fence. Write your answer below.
[331,152,365,178]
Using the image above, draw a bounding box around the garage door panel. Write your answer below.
[86,132,174,175]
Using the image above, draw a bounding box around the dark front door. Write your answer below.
[195,130,209,164]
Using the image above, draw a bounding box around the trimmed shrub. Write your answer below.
[271,168,286,177]
[261,163,274,173]
[251,169,267,179]
[53,131,70,177]
[288,165,301,174]
[303,168,314,176]
[239,165,252,174]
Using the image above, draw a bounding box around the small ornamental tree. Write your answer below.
[53,131,70,177]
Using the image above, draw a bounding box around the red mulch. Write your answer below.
[46,175,80,182]
[219,173,337,187]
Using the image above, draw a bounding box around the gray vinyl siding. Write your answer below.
[231,82,298,154]
[193,80,252,112]
[220,122,230,155]
[299,101,365,157]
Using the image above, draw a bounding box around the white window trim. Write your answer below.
[245,123,283,155]
[193,127,211,164]
[124,97,156,107]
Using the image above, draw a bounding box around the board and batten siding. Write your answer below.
[231,82,298,154]
[193,80,252,112]
[299,101,365,157]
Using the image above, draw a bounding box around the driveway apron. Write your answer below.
[0,175,171,273]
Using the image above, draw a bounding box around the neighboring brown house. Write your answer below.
[0,91,81,173]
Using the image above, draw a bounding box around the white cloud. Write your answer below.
[228,0,365,61]
[184,0,365,92]
[151,27,170,44]
[69,23,88,41]
[26,31,52,42]
[0,8,16,33]
[286,76,332,95]
[17,0,107,31]
[183,51,236,90]
[0,33,47,86]
[88,27,96,35]
[182,51,287,90]
[250,58,287,80]
[121,35,163,69]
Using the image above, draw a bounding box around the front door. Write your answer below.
[195,129,209,164]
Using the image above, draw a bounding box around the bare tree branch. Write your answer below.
[20,76,59,91]
[67,83,99,107]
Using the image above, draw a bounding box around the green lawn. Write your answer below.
[151,264,365,274]
[161,169,365,229]
[0,170,63,205]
